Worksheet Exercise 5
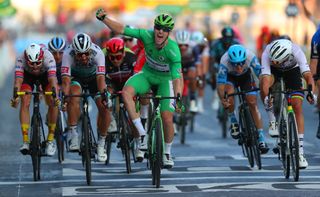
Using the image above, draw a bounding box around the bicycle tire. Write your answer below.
[82,114,92,185]
[279,116,290,179]
[30,114,41,181]
[154,118,163,188]
[179,112,186,144]
[105,134,113,165]
[55,112,64,163]
[190,112,195,133]
[120,109,132,174]
[239,108,254,167]
[288,113,299,181]
[244,108,261,169]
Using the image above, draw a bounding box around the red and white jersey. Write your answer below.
[261,42,310,75]
[15,49,56,78]
[61,43,105,78]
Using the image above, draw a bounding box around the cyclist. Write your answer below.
[217,44,269,153]
[10,43,59,156]
[48,36,66,85]
[61,33,110,162]
[260,39,315,168]
[96,9,183,168]
[210,26,239,110]
[191,31,210,113]
[175,30,197,112]
[310,28,320,138]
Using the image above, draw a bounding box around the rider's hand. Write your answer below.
[54,97,61,107]
[174,93,183,113]
[221,98,230,109]
[10,97,19,108]
[307,92,317,105]
[96,8,107,21]
[263,96,273,110]
[101,90,112,108]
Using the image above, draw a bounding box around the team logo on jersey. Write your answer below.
[158,56,165,61]
[61,67,69,74]
[97,66,105,73]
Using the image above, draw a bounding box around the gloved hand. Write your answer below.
[264,96,273,110]
[174,93,184,113]
[101,90,112,108]
[96,8,107,21]
[10,97,19,108]
[306,92,317,105]
[54,97,61,107]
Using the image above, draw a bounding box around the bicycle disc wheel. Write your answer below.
[30,115,41,181]
[55,112,64,163]
[288,113,299,181]
[120,110,131,174]
[154,118,163,188]
[82,115,92,185]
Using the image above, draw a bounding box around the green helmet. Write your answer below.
[154,14,174,31]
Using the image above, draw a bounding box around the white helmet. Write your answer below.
[191,31,207,45]
[72,33,92,53]
[24,43,44,63]
[269,39,292,63]
[175,30,191,45]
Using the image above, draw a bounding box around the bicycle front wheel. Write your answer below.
[288,113,299,181]
[239,109,254,167]
[151,118,163,188]
[279,116,290,179]
[55,112,64,163]
[120,109,132,174]
[30,114,41,181]
[82,115,92,185]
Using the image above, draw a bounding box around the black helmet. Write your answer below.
[221,26,234,38]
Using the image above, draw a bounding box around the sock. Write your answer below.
[140,104,149,119]
[258,129,265,142]
[165,142,172,155]
[133,118,146,136]
[99,135,106,146]
[228,112,237,123]
[299,133,304,155]
[47,123,56,142]
[21,124,30,143]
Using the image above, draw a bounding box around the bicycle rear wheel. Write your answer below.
[288,113,299,181]
[55,112,64,163]
[30,115,41,181]
[120,109,132,174]
[82,115,92,185]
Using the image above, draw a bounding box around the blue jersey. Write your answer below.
[311,29,320,68]
[217,48,261,84]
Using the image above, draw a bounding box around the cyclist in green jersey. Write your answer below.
[96,9,183,168]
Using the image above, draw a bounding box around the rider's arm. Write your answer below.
[95,46,107,92]
[61,47,72,95]
[172,62,183,96]
[259,46,272,101]
[45,50,59,93]
[14,56,24,91]
[98,11,125,35]
[216,63,228,100]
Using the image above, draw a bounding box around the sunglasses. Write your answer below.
[124,38,133,42]
[27,60,42,66]
[109,54,123,61]
[51,51,64,56]
[231,60,246,67]
[154,25,171,32]
[179,44,189,48]
[76,51,90,58]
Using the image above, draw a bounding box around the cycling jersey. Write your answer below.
[56,62,62,85]
[181,47,196,72]
[61,43,105,79]
[217,49,261,84]
[310,29,320,77]
[124,27,181,80]
[210,38,239,64]
[193,45,209,66]
[131,42,146,73]
[103,47,136,91]
[261,43,310,76]
[15,49,56,79]
[123,27,182,112]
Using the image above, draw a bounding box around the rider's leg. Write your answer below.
[19,84,32,154]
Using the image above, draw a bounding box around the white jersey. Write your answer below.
[61,43,105,78]
[15,49,56,78]
[261,42,310,75]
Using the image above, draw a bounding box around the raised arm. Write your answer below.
[96,8,125,35]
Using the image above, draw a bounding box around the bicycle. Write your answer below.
[55,90,67,163]
[225,88,262,169]
[217,101,228,138]
[63,90,103,185]
[271,78,312,181]
[137,93,182,188]
[13,84,56,181]
[105,91,135,174]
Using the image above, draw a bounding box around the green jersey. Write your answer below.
[124,27,182,80]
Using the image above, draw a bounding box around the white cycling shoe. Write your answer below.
[46,141,57,156]
[68,132,79,151]
[299,154,308,169]
[20,142,29,155]
[269,121,279,137]
[163,154,174,169]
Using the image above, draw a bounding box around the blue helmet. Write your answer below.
[48,36,66,52]
[228,44,246,64]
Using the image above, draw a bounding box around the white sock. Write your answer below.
[133,118,146,136]
[140,104,149,119]
[99,136,106,146]
[165,142,172,155]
